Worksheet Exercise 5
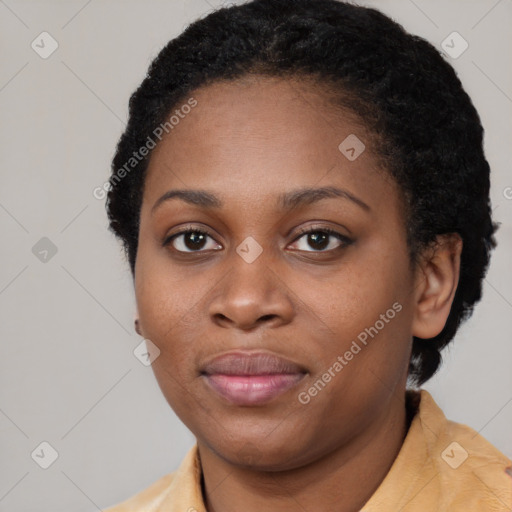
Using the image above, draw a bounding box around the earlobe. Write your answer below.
[412,234,463,339]
[134,316,142,336]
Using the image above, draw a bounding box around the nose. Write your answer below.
[208,252,295,331]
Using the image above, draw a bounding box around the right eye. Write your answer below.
[163,228,222,253]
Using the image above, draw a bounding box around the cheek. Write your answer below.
[134,249,204,374]
[293,242,413,390]
[296,251,408,341]
[135,278,203,362]
[293,271,412,440]
[134,260,208,420]
[135,235,204,329]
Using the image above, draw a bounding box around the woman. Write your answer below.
[104,0,511,510]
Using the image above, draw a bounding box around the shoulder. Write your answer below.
[364,390,511,511]
[419,390,512,509]
[103,472,177,512]
[102,444,203,512]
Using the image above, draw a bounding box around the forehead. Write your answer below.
[143,75,398,216]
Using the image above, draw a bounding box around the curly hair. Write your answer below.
[105,0,498,386]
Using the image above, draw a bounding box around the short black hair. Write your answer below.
[106,0,498,386]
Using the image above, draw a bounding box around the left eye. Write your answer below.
[289,228,351,252]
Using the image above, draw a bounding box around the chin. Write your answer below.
[203,432,315,472]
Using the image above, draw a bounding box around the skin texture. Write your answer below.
[134,75,462,512]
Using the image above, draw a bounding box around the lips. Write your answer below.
[201,351,307,406]
[202,352,306,376]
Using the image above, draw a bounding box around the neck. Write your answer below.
[198,390,415,512]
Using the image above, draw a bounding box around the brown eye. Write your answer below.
[164,229,222,253]
[289,228,352,252]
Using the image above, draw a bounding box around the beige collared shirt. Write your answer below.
[104,390,512,511]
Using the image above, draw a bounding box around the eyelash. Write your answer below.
[163,225,353,254]
[293,226,352,251]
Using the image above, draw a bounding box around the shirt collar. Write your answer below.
[154,389,512,511]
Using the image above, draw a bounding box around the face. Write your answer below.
[134,75,418,470]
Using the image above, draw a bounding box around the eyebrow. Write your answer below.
[151,185,370,215]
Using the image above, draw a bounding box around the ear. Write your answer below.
[412,233,463,339]
[134,315,142,336]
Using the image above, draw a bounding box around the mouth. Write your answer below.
[200,351,307,406]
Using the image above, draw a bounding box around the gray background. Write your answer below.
[0,0,511,510]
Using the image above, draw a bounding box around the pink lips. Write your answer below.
[201,352,307,406]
